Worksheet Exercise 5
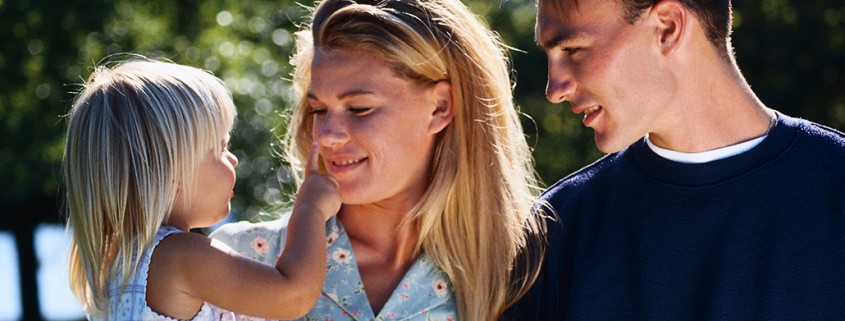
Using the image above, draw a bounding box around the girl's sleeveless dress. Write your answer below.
[91,226,238,321]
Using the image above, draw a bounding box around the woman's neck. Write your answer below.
[338,204,419,267]
[339,204,421,314]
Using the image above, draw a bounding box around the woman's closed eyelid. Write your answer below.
[308,107,327,115]
[349,107,373,115]
[309,106,373,116]
[305,99,325,112]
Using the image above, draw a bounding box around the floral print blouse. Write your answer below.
[209,216,458,321]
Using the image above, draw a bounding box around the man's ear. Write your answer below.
[428,81,454,135]
[650,0,688,56]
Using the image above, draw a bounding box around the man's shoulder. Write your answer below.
[789,115,845,148]
[541,150,631,201]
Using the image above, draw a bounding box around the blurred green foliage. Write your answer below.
[1,0,843,226]
[3,1,842,318]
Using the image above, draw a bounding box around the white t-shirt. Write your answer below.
[645,134,767,164]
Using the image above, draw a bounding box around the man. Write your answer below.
[506,0,845,319]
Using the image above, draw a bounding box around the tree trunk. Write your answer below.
[14,224,43,321]
[11,194,54,321]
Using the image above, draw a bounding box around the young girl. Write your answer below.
[63,57,340,320]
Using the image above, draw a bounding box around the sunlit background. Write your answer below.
[2,0,844,320]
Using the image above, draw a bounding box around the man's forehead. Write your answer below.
[538,0,581,17]
[535,0,627,50]
[535,0,585,49]
[536,0,626,28]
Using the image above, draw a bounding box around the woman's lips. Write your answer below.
[328,157,367,174]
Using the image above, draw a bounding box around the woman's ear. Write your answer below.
[428,81,454,134]
[650,0,687,56]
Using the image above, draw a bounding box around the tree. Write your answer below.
[1,0,843,319]
[1,1,115,319]
[1,0,304,318]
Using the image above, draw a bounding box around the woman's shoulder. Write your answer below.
[208,214,293,263]
[210,215,292,236]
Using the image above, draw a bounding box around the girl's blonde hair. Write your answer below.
[63,57,237,317]
[286,1,546,319]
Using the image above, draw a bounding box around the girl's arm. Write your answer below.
[148,141,340,320]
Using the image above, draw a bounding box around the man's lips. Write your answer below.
[572,104,602,116]
[572,105,603,126]
[582,106,601,116]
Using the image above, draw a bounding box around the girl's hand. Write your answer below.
[294,141,341,220]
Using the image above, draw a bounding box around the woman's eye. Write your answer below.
[349,107,372,115]
[309,108,327,116]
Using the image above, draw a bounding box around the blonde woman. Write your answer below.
[64,58,339,320]
[211,0,546,320]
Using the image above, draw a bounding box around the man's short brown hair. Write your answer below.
[545,0,733,56]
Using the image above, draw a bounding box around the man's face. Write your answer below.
[536,0,675,153]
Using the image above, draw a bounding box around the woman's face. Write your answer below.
[307,48,452,209]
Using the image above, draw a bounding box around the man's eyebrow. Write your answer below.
[537,29,589,50]
[538,33,566,51]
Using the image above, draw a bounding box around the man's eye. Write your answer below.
[563,47,581,55]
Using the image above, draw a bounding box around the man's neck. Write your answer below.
[649,55,773,152]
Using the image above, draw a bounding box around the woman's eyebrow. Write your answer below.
[306,89,376,101]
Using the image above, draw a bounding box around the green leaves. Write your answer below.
[1,0,842,227]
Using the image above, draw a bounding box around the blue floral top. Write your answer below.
[209,216,458,321]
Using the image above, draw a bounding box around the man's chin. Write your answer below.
[594,134,638,154]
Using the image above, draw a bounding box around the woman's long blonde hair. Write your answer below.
[63,58,236,317]
[285,1,546,319]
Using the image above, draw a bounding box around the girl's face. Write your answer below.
[306,49,452,210]
[169,133,238,230]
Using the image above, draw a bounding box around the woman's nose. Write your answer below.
[313,112,349,148]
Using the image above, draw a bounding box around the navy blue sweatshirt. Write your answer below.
[506,113,845,320]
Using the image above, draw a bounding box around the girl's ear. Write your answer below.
[428,81,454,134]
